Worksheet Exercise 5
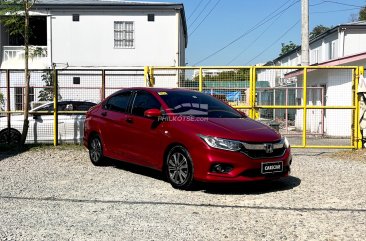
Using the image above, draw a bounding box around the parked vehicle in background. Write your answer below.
[84,88,292,190]
[0,101,96,145]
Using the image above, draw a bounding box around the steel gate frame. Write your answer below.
[147,66,364,149]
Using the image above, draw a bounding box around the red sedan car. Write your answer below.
[83,88,292,190]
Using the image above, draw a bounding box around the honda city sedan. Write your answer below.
[0,101,96,145]
[83,88,292,190]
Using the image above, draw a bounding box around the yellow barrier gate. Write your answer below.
[0,66,363,149]
[147,66,364,149]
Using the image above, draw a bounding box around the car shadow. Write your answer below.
[106,158,165,181]
[105,158,301,195]
[200,176,301,195]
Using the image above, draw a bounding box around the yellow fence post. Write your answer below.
[144,66,149,87]
[250,67,259,119]
[53,68,58,146]
[199,68,203,92]
[356,66,364,149]
[149,67,155,87]
[302,67,307,148]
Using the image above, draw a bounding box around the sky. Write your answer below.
[141,0,366,66]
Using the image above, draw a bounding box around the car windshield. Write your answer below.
[158,90,244,118]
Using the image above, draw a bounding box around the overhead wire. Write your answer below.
[190,0,222,36]
[192,0,300,65]
[310,1,364,8]
[245,19,301,65]
[187,1,205,21]
[227,7,288,65]
[188,0,212,28]
[312,7,361,14]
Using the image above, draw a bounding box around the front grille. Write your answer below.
[240,147,286,159]
[239,140,286,159]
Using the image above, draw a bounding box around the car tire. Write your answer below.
[0,128,21,147]
[88,135,105,166]
[165,145,194,190]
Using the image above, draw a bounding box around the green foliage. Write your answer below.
[359,6,366,21]
[280,41,299,56]
[0,1,25,36]
[193,69,250,82]
[38,70,54,101]
[310,25,330,40]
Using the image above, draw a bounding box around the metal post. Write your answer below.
[144,66,149,87]
[273,88,276,120]
[53,68,58,146]
[6,70,10,140]
[302,67,308,147]
[101,69,106,100]
[285,88,289,133]
[249,67,254,118]
[149,67,155,87]
[321,86,325,135]
[198,68,203,92]
[356,66,364,149]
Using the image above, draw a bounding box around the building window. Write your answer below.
[14,87,34,111]
[73,77,80,85]
[73,14,80,22]
[311,49,319,64]
[329,41,336,59]
[148,14,155,22]
[114,21,134,48]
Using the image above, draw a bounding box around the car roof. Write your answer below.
[117,87,199,94]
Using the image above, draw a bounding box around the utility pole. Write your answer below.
[301,0,309,66]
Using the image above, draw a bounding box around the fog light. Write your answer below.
[211,164,233,173]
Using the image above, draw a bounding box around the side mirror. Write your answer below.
[144,109,162,118]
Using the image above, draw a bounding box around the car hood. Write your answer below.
[179,117,281,143]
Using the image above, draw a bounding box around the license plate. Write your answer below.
[261,161,283,174]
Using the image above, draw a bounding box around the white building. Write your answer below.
[258,21,366,137]
[0,0,187,110]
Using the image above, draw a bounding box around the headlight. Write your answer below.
[283,137,290,148]
[198,135,241,151]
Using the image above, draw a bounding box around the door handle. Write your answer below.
[126,118,133,124]
[101,112,107,117]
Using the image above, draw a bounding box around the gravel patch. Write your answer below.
[0,147,365,241]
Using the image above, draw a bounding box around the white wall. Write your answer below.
[294,69,353,137]
[51,9,183,68]
[344,28,366,56]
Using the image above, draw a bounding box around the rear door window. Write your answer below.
[105,91,132,113]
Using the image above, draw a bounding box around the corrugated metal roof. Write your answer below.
[269,21,366,64]
[36,0,177,6]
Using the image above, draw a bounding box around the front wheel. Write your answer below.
[89,135,105,166]
[165,146,194,190]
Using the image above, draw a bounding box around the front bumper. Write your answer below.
[190,145,292,183]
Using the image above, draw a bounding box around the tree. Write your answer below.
[310,25,330,40]
[0,0,37,149]
[279,41,299,56]
[358,5,366,21]
[38,70,54,101]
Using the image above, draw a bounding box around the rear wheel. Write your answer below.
[165,146,194,190]
[0,128,21,147]
[89,135,105,166]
